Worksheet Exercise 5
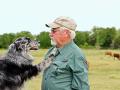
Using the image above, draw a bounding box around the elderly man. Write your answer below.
[41,16,90,90]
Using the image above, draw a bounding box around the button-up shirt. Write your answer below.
[41,41,90,90]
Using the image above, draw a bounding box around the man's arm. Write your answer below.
[69,56,90,90]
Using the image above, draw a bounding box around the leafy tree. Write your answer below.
[112,30,120,48]
[90,26,116,48]
[88,32,96,46]
[0,33,16,48]
[16,31,34,39]
[36,31,51,48]
[74,31,89,47]
[99,27,116,48]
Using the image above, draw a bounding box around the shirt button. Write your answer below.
[45,77,47,80]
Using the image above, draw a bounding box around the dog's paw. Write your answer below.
[37,58,52,72]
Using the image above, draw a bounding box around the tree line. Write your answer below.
[0,26,120,49]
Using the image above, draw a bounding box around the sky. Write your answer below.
[0,0,120,35]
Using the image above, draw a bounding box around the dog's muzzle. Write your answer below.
[29,40,40,50]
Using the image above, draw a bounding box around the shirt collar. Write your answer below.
[57,41,74,55]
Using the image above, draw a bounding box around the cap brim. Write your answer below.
[45,22,60,28]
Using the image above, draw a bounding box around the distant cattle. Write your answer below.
[105,51,113,56]
[113,53,120,60]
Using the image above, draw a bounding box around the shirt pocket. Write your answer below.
[50,58,70,76]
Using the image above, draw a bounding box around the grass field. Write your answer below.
[0,49,120,90]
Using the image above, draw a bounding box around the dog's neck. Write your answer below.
[5,44,33,66]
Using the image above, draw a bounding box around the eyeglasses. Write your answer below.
[51,28,60,33]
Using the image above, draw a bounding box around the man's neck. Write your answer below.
[56,40,72,48]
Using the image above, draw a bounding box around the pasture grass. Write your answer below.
[0,49,120,90]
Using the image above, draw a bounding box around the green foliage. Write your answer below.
[36,31,51,48]
[88,32,96,46]
[74,31,89,46]
[16,31,35,39]
[99,27,116,48]
[0,33,16,48]
[90,26,116,49]
[113,35,120,49]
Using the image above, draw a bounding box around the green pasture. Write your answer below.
[0,49,120,90]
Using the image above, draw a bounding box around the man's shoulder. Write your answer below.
[69,43,81,52]
[70,43,85,57]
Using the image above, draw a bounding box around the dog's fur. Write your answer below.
[0,37,52,90]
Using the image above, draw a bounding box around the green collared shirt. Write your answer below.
[41,41,90,90]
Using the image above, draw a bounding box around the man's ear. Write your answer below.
[63,29,71,37]
[62,29,70,33]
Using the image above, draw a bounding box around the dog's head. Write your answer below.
[9,37,40,52]
[6,37,40,65]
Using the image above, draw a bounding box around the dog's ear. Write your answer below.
[25,37,31,44]
[14,41,22,51]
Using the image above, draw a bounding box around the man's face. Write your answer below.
[49,27,70,47]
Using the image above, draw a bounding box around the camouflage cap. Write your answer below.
[45,16,77,31]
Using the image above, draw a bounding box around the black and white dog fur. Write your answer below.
[0,37,53,90]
